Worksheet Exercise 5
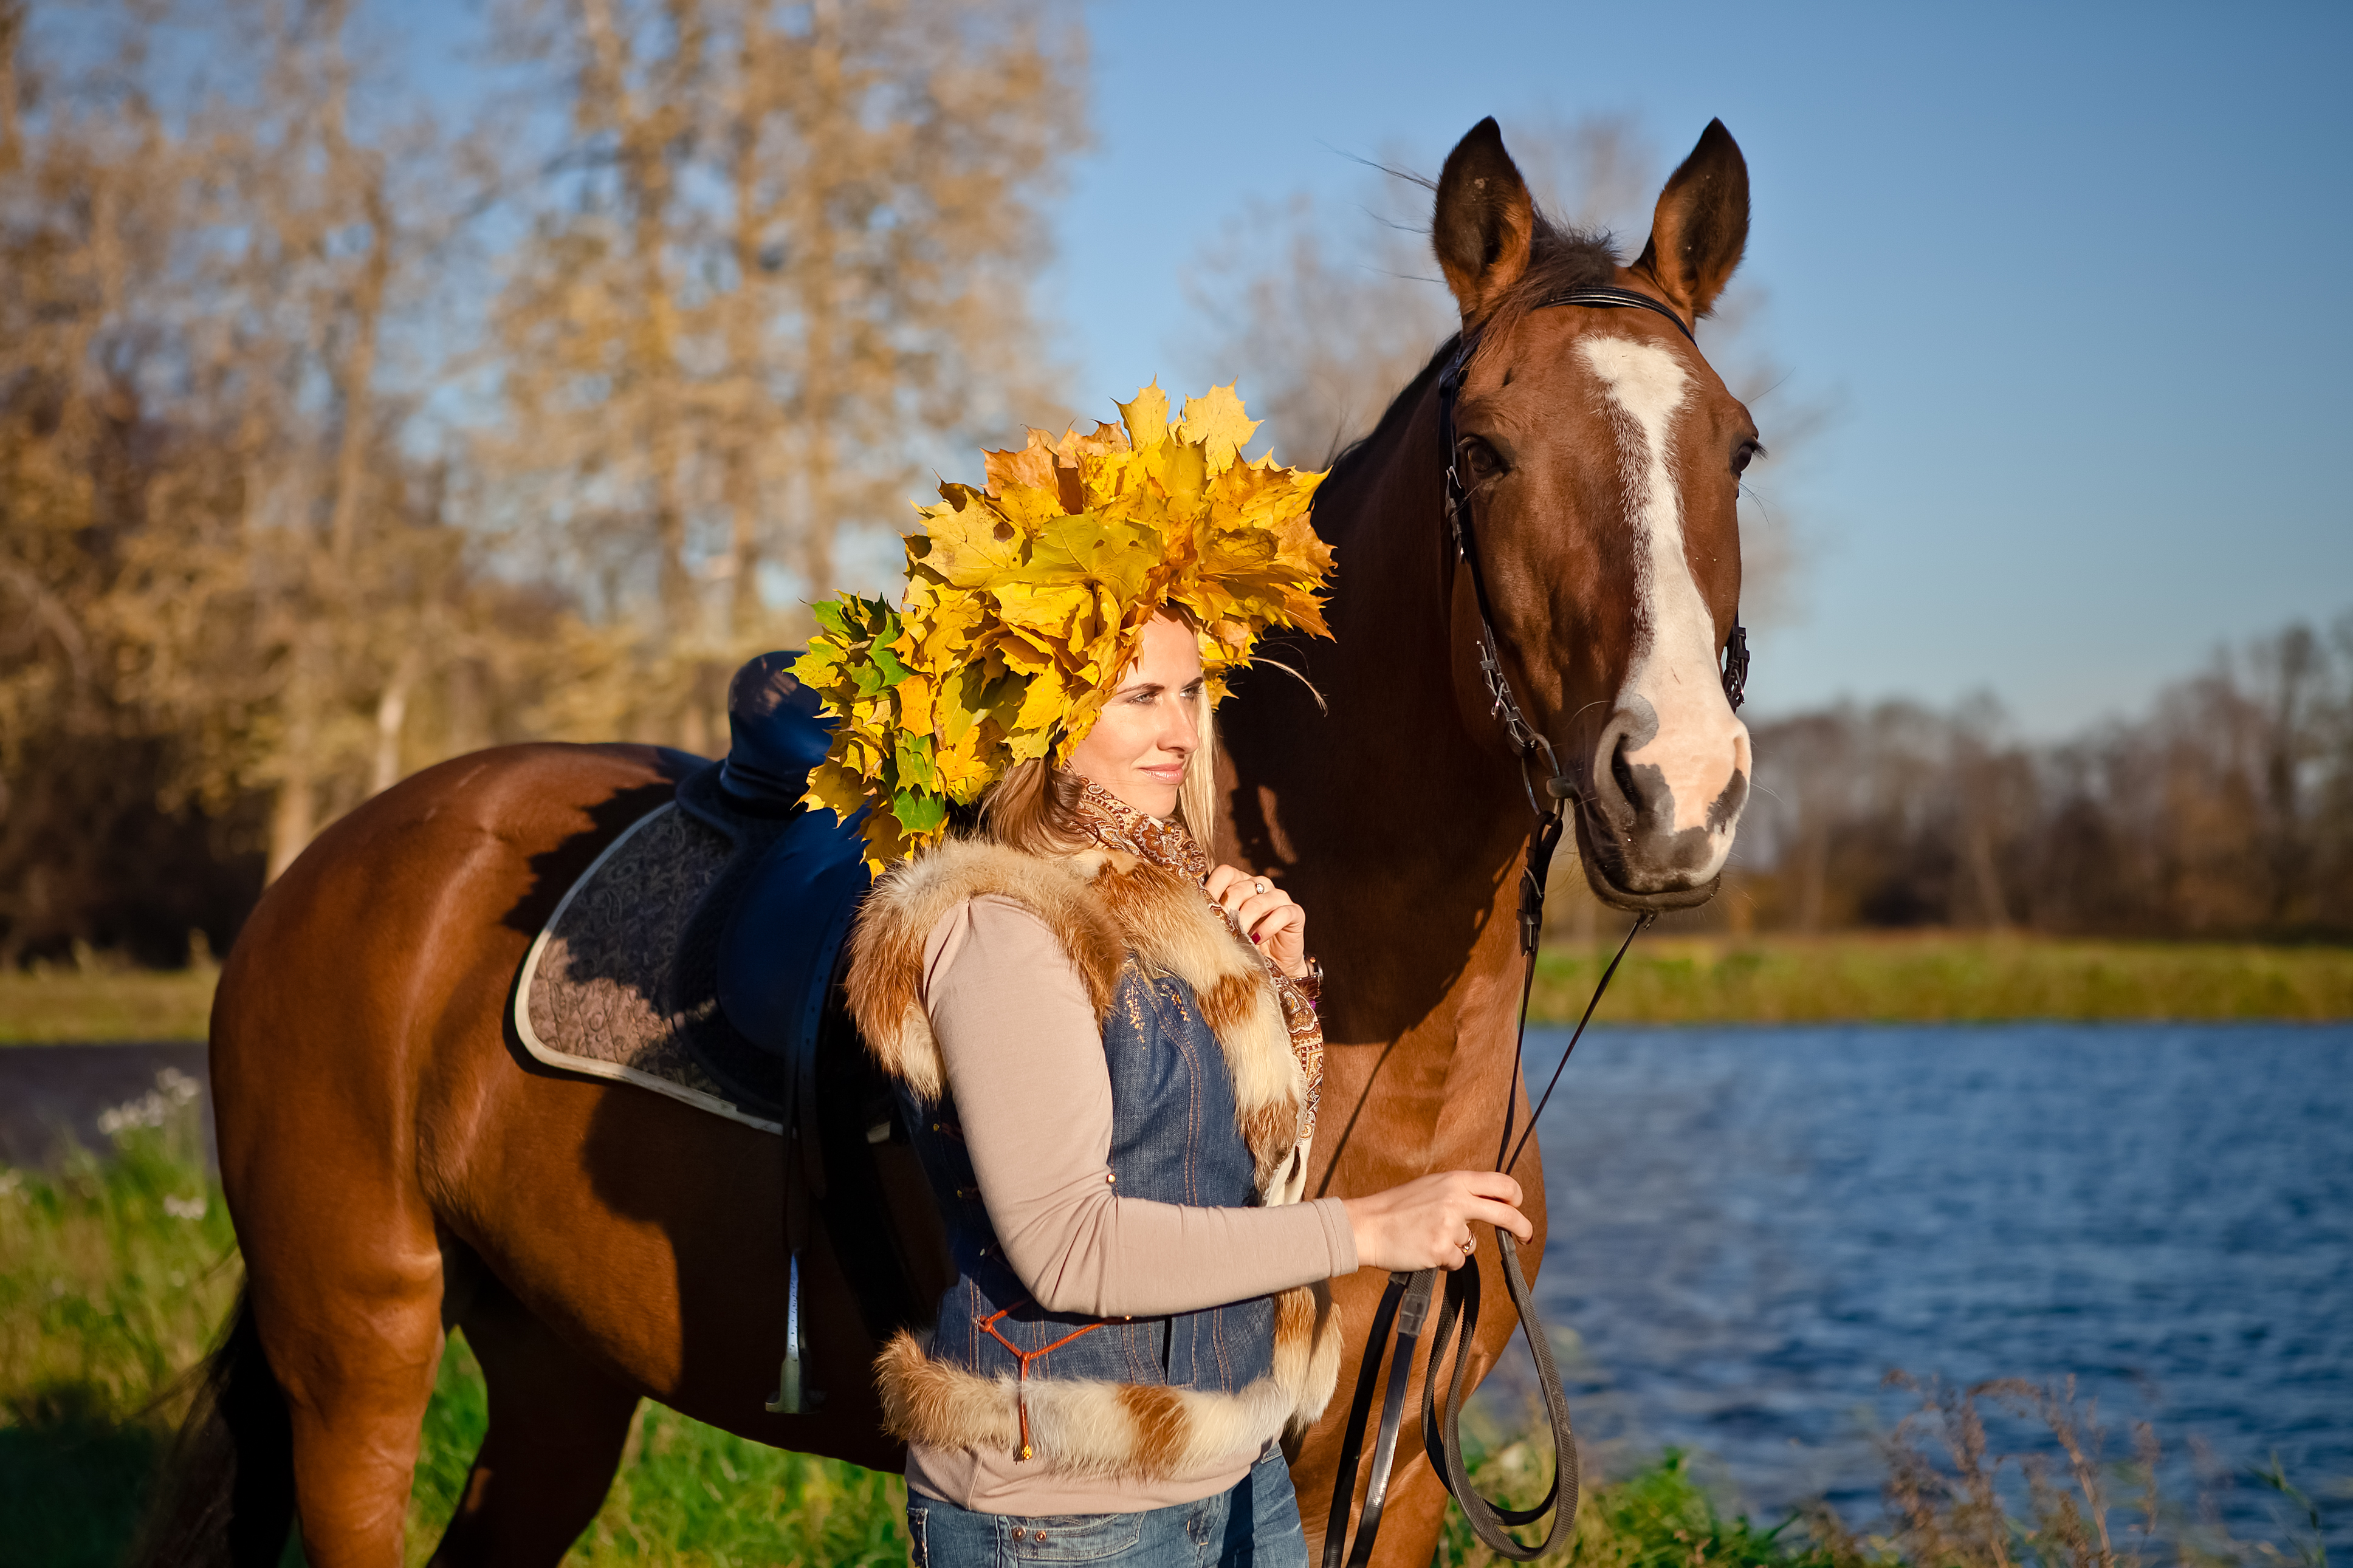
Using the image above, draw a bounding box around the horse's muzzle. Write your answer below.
[1570,704,1749,910]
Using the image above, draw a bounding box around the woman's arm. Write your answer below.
[924,896,1357,1318]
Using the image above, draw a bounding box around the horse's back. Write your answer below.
[208,743,684,1216]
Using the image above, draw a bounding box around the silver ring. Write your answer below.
[1460,1238,1476,1255]
[1253,878,1269,895]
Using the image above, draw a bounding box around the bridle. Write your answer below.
[1440,282,1749,820]
[1321,286,1753,1567]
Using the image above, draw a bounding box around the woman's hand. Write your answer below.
[1343,1171,1531,1273]
[1204,864,1310,977]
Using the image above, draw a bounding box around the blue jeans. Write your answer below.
[905,1446,1310,1567]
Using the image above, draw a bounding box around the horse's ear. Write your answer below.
[1433,117,1534,326]
[1630,119,1750,321]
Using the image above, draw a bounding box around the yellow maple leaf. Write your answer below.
[918,493,1027,589]
[983,431,1062,498]
[896,673,936,737]
[1176,383,1260,471]
[1116,382,1170,450]
[805,759,872,826]
[801,382,1333,868]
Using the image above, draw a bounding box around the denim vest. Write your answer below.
[900,957,1277,1419]
[854,839,1337,1476]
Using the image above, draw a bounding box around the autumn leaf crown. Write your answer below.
[794,383,1335,869]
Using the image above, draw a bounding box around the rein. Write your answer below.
[1321,286,1751,1567]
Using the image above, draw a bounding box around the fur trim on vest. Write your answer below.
[846,834,1345,1472]
[873,1281,1344,1477]
[847,836,1308,1192]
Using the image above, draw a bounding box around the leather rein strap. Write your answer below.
[1321,286,1751,1567]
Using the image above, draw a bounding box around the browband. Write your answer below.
[1529,284,1697,344]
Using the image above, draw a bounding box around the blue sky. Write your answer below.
[368,0,2353,733]
[1048,0,2353,733]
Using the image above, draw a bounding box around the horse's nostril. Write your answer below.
[1610,734,1641,810]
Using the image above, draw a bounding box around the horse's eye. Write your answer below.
[1731,439,1764,476]
[1461,438,1505,483]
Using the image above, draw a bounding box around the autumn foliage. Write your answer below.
[795,384,1332,866]
[0,0,1084,962]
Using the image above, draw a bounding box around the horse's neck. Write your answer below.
[1227,399,1537,1051]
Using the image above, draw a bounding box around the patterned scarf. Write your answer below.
[1073,777,1324,1140]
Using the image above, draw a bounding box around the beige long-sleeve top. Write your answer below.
[903,894,1359,1515]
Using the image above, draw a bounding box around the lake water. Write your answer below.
[1518,1024,2351,1549]
[8,1027,2345,1548]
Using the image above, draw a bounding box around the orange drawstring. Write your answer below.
[976,1304,1105,1463]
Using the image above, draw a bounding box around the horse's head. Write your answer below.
[1431,117,1755,911]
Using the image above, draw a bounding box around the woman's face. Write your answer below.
[1066,614,1204,818]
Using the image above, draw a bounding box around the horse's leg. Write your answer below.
[236,1187,445,1566]
[211,772,493,1564]
[427,1273,639,1567]
[1294,1032,1558,1568]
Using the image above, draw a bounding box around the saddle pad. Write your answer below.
[514,804,780,1134]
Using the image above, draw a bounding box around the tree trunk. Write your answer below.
[1798,818,1829,933]
[267,714,318,885]
[370,645,424,796]
[323,44,389,571]
[1965,816,2010,931]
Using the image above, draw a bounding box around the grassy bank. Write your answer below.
[8,935,2352,1044]
[0,1111,913,1567]
[2,1103,2329,1567]
[0,965,218,1044]
[1531,933,2353,1024]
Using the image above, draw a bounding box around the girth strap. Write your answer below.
[764,1022,825,1414]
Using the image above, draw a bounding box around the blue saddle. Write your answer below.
[670,651,873,1095]
[709,652,873,1068]
[666,653,926,1411]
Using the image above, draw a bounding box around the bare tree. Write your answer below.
[485,0,1086,750]
[0,0,1093,953]
[1727,618,2353,940]
[85,0,483,880]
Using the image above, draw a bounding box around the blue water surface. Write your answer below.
[1511,1024,2351,1547]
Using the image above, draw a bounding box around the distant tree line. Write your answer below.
[1720,617,2353,941]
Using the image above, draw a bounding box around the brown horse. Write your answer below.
[142,116,1756,1568]
[1218,116,1756,1559]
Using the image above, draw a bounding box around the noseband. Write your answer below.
[1322,288,1754,1568]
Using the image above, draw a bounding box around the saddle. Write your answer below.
[523,651,944,1414]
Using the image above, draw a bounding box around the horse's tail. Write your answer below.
[130,1287,297,1568]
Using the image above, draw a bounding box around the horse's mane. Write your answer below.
[1322,214,1623,500]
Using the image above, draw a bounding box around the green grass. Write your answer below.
[0,965,218,1043]
[0,1096,916,1566]
[405,1335,913,1567]
[0,1102,240,1566]
[8,936,2351,1046]
[1531,934,2353,1025]
[1433,1442,1857,1568]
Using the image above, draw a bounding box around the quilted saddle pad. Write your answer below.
[514,803,780,1134]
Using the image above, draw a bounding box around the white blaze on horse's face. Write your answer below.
[1577,335,1752,887]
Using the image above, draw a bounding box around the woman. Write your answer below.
[802,391,1528,1566]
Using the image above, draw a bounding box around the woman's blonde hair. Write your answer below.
[978,683,1220,857]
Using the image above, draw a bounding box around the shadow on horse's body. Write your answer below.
[179,744,906,1566]
[146,115,1762,1568]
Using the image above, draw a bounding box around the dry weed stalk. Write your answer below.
[1878,1372,2332,1568]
